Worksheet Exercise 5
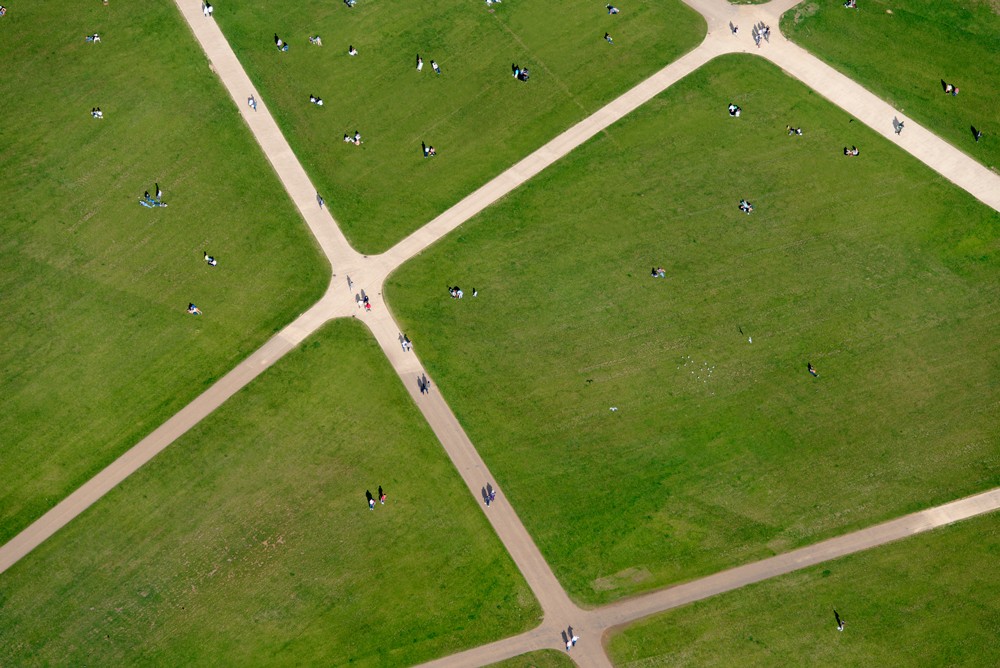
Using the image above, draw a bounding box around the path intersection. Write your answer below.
[2,0,997,665]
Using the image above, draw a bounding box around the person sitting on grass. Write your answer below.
[187,303,202,315]
[275,34,289,51]
[739,199,754,214]
[344,0,356,7]
[607,4,620,14]
[604,32,614,44]
[518,67,530,82]
[348,45,358,56]
[728,103,741,117]
[843,0,856,7]
[0,7,7,17]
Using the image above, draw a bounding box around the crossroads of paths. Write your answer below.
[2,1,998,666]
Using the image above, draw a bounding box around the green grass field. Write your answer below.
[782,0,1000,171]
[213,0,705,253]
[0,3,328,544]
[387,54,1000,606]
[0,320,538,666]
[607,513,1000,666]
[488,650,575,668]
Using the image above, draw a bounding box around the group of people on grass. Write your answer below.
[365,486,387,510]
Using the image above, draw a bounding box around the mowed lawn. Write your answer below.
[607,513,1000,666]
[782,0,1000,171]
[0,2,327,544]
[0,320,539,666]
[214,0,705,253]
[387,55,1000,606]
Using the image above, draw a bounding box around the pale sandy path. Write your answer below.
[421,487,1000,667]
[3,1,999,667]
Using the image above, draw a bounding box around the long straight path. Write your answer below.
[418,487,1000,667]
[3,1,999,667]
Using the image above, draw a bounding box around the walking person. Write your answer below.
[248,95,257,111]
[487,483,496,503]
[378,485,386,505]
[366,490,375,510]
[834,609,845,631]
[569,626,579,646]
[317,192,324,208]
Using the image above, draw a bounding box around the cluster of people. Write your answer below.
[752,22,770,47]
[422,142,437,157]
[274,34,289,52]
[564,626,580,652]
[202,2,213,17]
[482,483,497,506]
[485,0,502,6]
[365,486,387,510]
[308,35,322,46]
[843,145,860,156]
[187,303,202,316]
[414,54,441,73]
[786,125,803,135]
[85,33,101,43]
[139,184,167,208]
[344,0,356,7]
[204,251,218,267]
[344,130,363,145]
[512,63,530,82]
[606,4,619,14]
[843,0,857,8]
[739,199,754,214]
[728,103,742,117]
[448,286,464,299]
[650,266,666,278]
[91,107,104,119]
[941,79,959,96]
[400,334,412,351]
[309,94,324,106]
